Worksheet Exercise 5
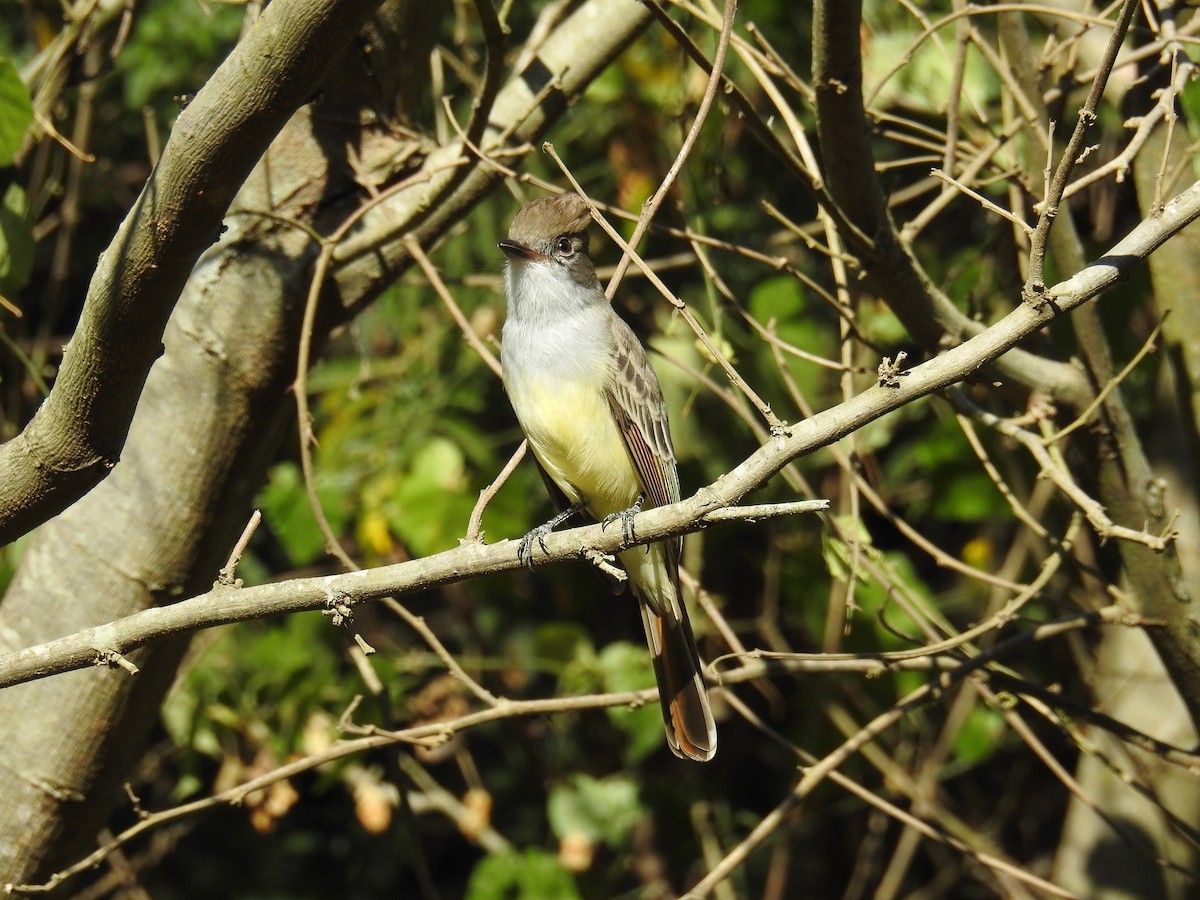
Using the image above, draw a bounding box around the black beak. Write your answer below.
[498,238,538,261]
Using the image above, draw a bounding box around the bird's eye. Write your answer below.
[555,236,575,257]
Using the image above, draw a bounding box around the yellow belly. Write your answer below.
[512,378,641,519]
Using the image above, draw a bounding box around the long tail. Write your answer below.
[638,597,717,762]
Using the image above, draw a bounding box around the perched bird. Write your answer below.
[498,194,716,762]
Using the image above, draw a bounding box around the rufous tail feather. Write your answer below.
[639,601,716,762]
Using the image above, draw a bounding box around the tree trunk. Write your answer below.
[0,1,435,881]
[0,0,653,882]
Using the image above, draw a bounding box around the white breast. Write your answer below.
[502,308,640,516]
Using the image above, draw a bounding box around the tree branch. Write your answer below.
[811,0,1094,409]
[0,500,829,689]
[0,0,387,547]
[6,174,1200,690]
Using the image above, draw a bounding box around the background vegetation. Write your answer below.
[1,0,1199,897]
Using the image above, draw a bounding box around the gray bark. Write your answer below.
[0,0,652,884]
[0,0,389,546]
[0,0,430,881]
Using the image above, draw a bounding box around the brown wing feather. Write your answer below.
[604,318,682,553]
[605,316,716,761]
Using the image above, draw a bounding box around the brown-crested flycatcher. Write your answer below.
[498,194,717,762]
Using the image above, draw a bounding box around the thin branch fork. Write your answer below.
[1024,0,1139,299]
[951,390,1176,553]
[1062,49,1196,202]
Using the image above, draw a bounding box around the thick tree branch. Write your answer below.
[0,0,385,547]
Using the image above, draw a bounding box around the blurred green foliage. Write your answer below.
[466,848,580,900]
[0,58,32,165]
[115,1,243,113]
[0,59,32,298]
[1,0,1170,896]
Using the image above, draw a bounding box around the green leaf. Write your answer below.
[117,2,243,111]
[548,773,643,847]
[1179,77,1200,178]
[258,461,345,566]
[863,27,998,114]
[390,436,474,555]
[0,182,33,294]
[465,849,580,900]
[930,471,1005,522]
[596,641,662,760]
[952,704,1007,769]
[821,516,874,583]
[748,275,805,324]
[595,640,653,692]
[858,298,909,347]
[532,621,594,670]
[0,59,32,166]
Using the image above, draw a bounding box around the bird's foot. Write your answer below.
[518,524,552,569]
[518,502,585,569]
[602,494,644,545]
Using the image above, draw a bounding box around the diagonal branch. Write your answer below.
[1024,0,1139,299]
[6,176,1200,691]
[0,0,387,547]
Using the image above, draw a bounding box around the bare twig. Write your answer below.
[1064,49,1194,202]
[931,168,1035,236]
[684,680,1079,900]
[952,390,1176,552]
[405,235,503,378]
[216,510,262,587]
[1024,0,1139,301]
[606,0,737,296]
[1041,316,1166,445]
[465,441,527,543]
[381,598,501,707]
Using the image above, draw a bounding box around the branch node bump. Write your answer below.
[877,351,909,388]
[582,547,626,583]
[1023,282,1047,308]
[94,649,140,676]
[353,633,376,655]
[323,592,355,627]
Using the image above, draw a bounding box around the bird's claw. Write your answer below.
[518,523,554,570]
[517,501,586,569]
[602,494,644,545]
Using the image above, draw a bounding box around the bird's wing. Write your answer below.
[606,318,716,760]
[604,316,682,551]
